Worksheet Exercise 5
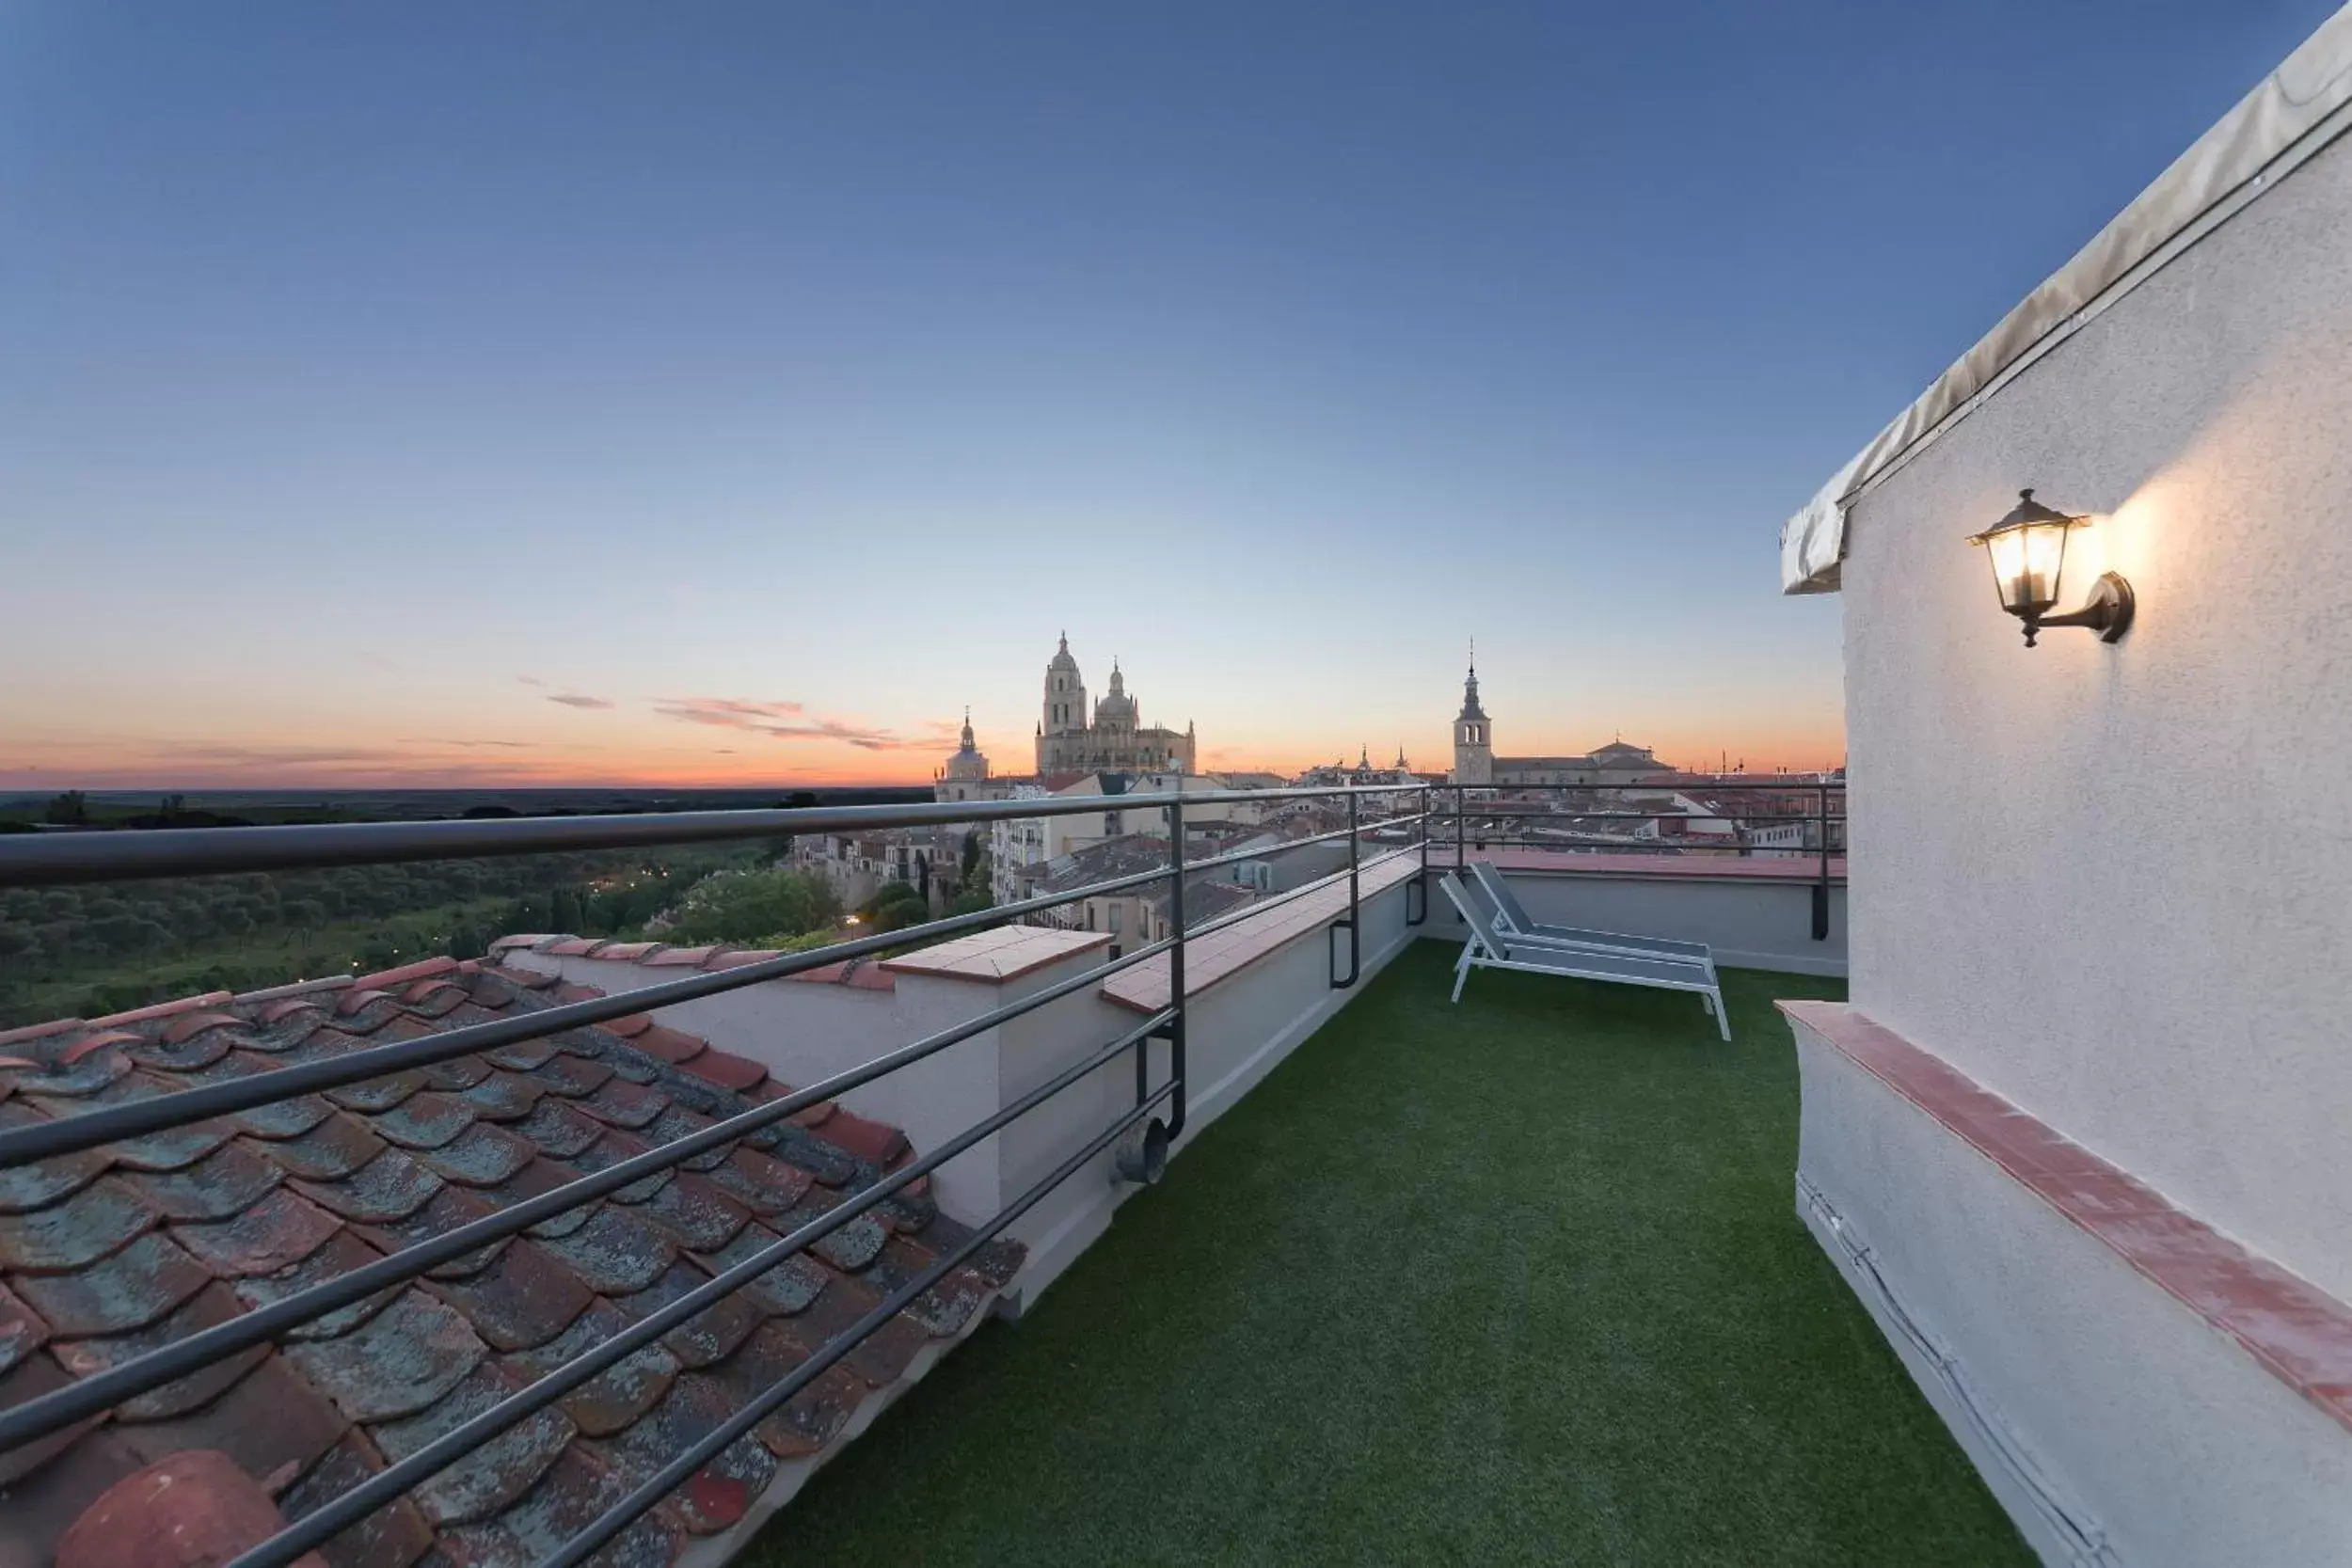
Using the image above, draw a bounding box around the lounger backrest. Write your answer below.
[1439,872,1513,958]
[1468,861,1537,933]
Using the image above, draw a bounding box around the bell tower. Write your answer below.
[1039,631,1088,772]
[1453,647,1493,786]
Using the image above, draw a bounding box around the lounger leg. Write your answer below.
[1710,988,1731,1042]
[1451,950,1471,1004]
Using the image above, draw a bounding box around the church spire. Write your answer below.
[1457,641,1487,722]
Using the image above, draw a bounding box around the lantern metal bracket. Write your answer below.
[2019,571,2135,647]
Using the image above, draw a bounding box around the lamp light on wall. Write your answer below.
[1965,489,2135,647]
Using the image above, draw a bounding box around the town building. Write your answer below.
[1035,635,1196,775]
[932,709,996,802]
[1448,657,1673,786]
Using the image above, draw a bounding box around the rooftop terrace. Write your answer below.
[755,943,2026,1565]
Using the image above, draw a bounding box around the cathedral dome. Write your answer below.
[1094,659,1137,723]
[1047,631,1079,673]
[942,706,990,781]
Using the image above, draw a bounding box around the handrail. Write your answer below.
[0,778,1433,1568]
[0,784,1410,888]
[1432,780,1846,939]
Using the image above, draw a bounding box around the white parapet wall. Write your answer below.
[1419,853,1847,976]
[1787,1003,2352,1567]
[500,861,1425,1313]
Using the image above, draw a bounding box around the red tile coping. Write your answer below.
[86,991,235,1029]
[1433,847,1846,882]
[1104,856,1420,1015]
[881,927,1114,985]
[515,937,898,991]
[1781,999,2352,1435]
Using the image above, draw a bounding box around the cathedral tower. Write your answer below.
[1453,652,1493,785]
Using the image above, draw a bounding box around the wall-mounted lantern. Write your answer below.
[1965,489,2135,647]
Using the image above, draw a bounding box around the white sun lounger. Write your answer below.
[1467,861,1718,979]
[1439,872,1730,1040]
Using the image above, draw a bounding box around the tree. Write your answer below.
[447,923,486,961]
[858,880,930,935]
[961,831,982,883]
[43,791,87,826]
[670,868,841,945]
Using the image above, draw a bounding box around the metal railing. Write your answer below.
[0,782,1427,1568]
[1426,779,1847,941]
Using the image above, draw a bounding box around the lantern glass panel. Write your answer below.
[1984,519,2069,615]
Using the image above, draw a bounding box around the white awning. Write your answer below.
[1781,4,2352,594]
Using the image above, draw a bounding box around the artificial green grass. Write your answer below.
[751,942,2030,1566]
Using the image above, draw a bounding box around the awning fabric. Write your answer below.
[1780,4,2352,594]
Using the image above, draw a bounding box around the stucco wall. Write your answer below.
[1842,131,2352,1302]
[1792,1019,2352,1566]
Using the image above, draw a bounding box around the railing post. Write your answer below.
[1406,783,1429,927]
[1812,782,1831,942]
[1165,795,1188,1135]
[1330,788,1360,988]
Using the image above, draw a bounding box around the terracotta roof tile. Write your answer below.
[55,1449,315,1568]
[698,948,778,972]
[0,943,1014,1567]
[419,1122,537,1189]
[675,1049,767,1094]
[281,1290,485,1423]
[230,1230,404,1341]
[706,1323,857,1459]
[485,934,558,955]
[419,1238,592,1354]
[49,1283,272,1422]
[278,1429,437,1568]
[86,993,237,1030]
[811,1108,908,1167]
[119,1142,282,1222]
[498,1301,676,1439]
[178,1188,344,1278]
[578,1374,772,1536]
[0,1018,86,1050]
[0,1179,158,1273]
[351,958,463,994]
[639,945,717,968]
[369,1361,576,1528]
[627,1024,706,1067]
[15,1232,210,1337]
[435,1444,677,1568]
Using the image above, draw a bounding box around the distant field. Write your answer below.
[0,784,931,831]
[0,788,946,1027]
[0,895,518,1027]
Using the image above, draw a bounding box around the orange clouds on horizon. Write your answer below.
[3,717,1846,793]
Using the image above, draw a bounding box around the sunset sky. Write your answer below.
[2,3,2331,789]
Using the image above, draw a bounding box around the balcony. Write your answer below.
[0,784,1968,1568]
[756,941,2023,1564]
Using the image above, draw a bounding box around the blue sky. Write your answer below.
[1,1,2336,784]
